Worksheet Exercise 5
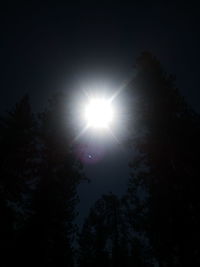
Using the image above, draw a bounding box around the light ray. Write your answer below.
[106,127,121,145]
[73,124,90,143]
[109,73,136,103]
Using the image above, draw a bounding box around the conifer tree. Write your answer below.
[0,95,38,266]
[18,92,84,267]
[79,193,141,267]
[127,52,200,266]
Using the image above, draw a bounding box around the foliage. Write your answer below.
[0,93,84,267]
[78,193,146,267]
[127,52,200,266]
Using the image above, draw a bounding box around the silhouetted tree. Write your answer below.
[17,92,84,267]
[122,172,153,266]
[127,52,200,266]
[0,95,38,266]
[79,193,144,267]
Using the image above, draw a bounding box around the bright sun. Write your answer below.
[84,98,114,129]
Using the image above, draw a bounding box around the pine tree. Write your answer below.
[127,52,200,266]
[79,193,137,267]
[18,92,84,267]
[0,95,38,266]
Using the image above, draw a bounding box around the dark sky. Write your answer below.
[1,1,200,223]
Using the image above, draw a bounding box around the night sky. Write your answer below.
[1,1,200,224]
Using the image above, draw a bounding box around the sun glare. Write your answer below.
[84,98,114,129]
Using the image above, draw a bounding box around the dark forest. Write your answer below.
[1,2,200,267]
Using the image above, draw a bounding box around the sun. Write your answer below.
[84,98,114,129]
